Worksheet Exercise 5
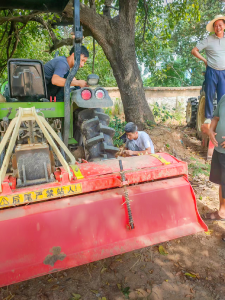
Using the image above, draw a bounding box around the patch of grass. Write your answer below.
[150,101,185,124]
[113,99,123,115]
[151,102,174,122]
[109,116,126,147]
[188,157,210,177]
[104,107,112,116]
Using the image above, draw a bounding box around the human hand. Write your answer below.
[221,136,225,148]
[123,150,134,156]
[77,80,88,88]
[209,129,218,147]
[204,59,207,67]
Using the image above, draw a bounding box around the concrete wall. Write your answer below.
[105,86,201,112]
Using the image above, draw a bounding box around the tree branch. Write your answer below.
[142,0,148,42]
[119,0,138,29]
[89,0,96,10]
[0,11,40,25]
[48,37,73,52]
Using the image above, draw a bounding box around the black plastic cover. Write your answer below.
[0,0,69,12]
[8,59,47,102]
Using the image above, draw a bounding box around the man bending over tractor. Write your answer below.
[191,15,225,134]
[44,45,89,101]
[205,95,225,222]
[123,122,154,156]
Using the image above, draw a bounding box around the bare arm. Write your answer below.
[209,116,219,146]
[51,74,87,88]
[123,147,152,156]
[191,47,207,67]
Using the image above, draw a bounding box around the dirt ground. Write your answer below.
[1,122,225,300]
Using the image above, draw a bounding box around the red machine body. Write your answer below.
[0,154,207,287]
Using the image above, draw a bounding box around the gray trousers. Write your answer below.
[126,140,142,151]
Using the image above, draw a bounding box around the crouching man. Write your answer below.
[123,122,154,156]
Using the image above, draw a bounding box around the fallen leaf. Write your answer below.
[158,245,168,255]
[117,283,122,290]
[105,281,109,286]
[51,284,59,290]
[205,230,213,236]
[91,290,99,294]
[136,288,146,295]
[115,258,123,262]
[102,298,107,300]
[101,267,107,274]
[165,279,168,282]
[185,273,196,278]
[3,295,15,300]
[149,269,154,274]
[72,294,81,300]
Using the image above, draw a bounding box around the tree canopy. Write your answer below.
[0,0,220,88]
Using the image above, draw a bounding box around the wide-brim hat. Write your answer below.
[206,15,225,32]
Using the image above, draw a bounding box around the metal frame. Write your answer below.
[0,107,75,191]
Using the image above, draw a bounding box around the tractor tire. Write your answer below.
[196,92,206,139]
[196,92,217,140]
[186,97,198,128]
[77,108,119,161]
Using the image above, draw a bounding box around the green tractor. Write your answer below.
[0,58,118,167]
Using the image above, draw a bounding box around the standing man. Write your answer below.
[204,94,225,221]
[44,45,89,101]
[191,15,225,133]
[123,122,154,156]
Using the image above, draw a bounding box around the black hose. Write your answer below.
[63,0,82,146]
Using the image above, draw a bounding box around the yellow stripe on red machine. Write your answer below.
[0,183,82,208]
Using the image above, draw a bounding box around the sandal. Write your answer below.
[202,211,225,221]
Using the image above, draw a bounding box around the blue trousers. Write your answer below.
[205,66,225,119]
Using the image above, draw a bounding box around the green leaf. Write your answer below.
[122,286,130,297]
[72,294,81,300]
[158,245,168,255]
[101,267,107,274]
[185,272,196,278]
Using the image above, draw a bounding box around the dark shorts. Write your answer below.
[209,149,225,198]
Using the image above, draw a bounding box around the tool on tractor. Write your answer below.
[119,159,134,230]
[0,0,207,288]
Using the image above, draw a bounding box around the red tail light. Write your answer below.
[95,89,105,99]
[81,89,92,100]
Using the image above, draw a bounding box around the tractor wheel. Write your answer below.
[196,92,206,139]
[77,108,119,161]
[196,93,217,140]
[186,97,198,128]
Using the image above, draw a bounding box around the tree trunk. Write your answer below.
[105,36,154,128]
[65,0,155,128]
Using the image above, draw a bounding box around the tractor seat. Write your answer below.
[7,59,47,102]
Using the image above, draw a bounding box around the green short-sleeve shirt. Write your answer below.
[213,95,225,153]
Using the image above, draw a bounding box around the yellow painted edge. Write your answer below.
[0,183,82,209]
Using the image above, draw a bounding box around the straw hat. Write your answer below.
[206,15,225,32]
